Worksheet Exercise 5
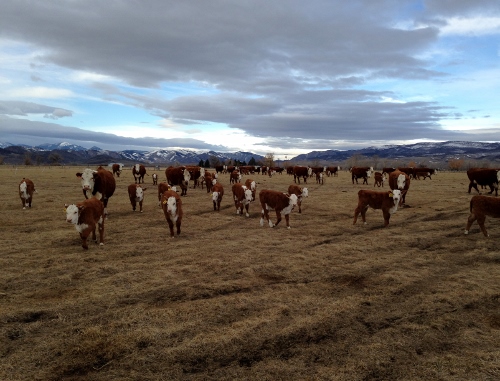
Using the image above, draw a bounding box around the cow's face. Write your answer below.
[183,169,191,184]
[19,181,28,198]
[65,204,80,224]
[244,188,253,204]
[77,169,96,191]
[307,167,313,176]
[212,191,219,202]
[212,178,217,186]
[302,187,309,198]
[135,186,144,201]
[289,194,298,208]
[134,164,140,173]
[390,190,402,207]
[166,196,177,214]
[397,174,406,189]
[249,181,256,191]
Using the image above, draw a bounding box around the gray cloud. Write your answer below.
[0,101,73,119]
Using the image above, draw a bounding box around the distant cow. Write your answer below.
[353,189,404,227]
[414,167,437,180]
[152,173,158,185]
[293,166,312,184]
[467,168,500,197]
[132,164,147,184]
[316,172,324,184]
[203,172,215,193]
[373,172,386,187]
[161,190,183,238]
[165,166,191,196]
[230,170,241,184]
[76,167,116,215]
[211,182,224,211]
[111,163,123,177]
[326,166,340,177]
[382,167,396,176]
[286,166,294,175]
[232,183,253,217]
[397,167,415,179]
[19,178,36,209]
[259,190,298,229]
[186,166,205,188]
[245,178,257,201]
[388,170,410,204]
[128,184,147,212]
[215,165,224,174]
[350,166,373,185]
[287,184,308,213]
[64,197,105,250]
[465,195,500,237]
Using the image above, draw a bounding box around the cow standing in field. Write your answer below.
[259,190,298,229]
[152,173,158,185]
[203,172,215,193]
[111,163,123,177]
[165,166,191,196]
[245,178,257,201]
[157,182,176,206]
[293,166,312,184]
[397,167,415,180]
[382,167,396,176]
[132,164,147,184]
[215,165,224,175]
[76,167,116,215]
[373,172,386,187]
[353,189,404,227]
[211,182,224,211]
[64,197,105,250]
[230,170,241,184]
[414,168,437,180]
[388,170,410,204]
[350,166,373,185]
[287,184,308,213]
[161,190,183,238]
[128,184,147,212]
[316,172,324,184]
[186,166,205,189]
[19,178,36,209]
[465,195,500,237]
[232,183,253,217]
[467,168,500,196]
[326,166,340,177]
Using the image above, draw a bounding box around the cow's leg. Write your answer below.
[80,232,89,250]
[468,181,479,194]
[465,213,477,235]
[303,176,307,184]
[139,200,143,213]
[297,200,302,214]
[284,214,291,229]
[213,200,217,211]
[476,215,489,237]
[166,218,175,238]
[98,218,104,245]
[274,210,282,227]
[383,210,391,227]
[176,217,181,236]
[353,205,361,224]
[245,204,250,217]
[363,177,368,185]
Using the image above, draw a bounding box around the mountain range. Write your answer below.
[0,141,500,166]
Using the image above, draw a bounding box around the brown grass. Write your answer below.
[1,166,499,380]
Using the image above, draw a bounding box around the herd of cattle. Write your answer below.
[16,164,500,249]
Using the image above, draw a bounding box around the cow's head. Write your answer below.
[19,180,28,198]
[134,164,140,172]
[135,186,145,201]
[389,189,403,207]
[212,191,220,202]
[301,187,309,198]
[396,174,406,189]
[212,178,217,186]
[76,168,96,191]
[249,180,256,191]
[183,169,191,185]
[243,187,253,204]
[64,203,81,224]
[166,196,177,215]
[288,193,298,208]
[307,167,313,176]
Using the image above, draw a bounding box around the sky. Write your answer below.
[1,0,500,159]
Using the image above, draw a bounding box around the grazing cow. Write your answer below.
[245,178,257,201]
[293,166,312,184]
[467,168,500,197]
[316,172,324,184]
[128,184,147,212]
[19,178,36,209]
[261,166,268,175]
[64,197,105,250]
[157,182,176,206]
[286,166,294,175]
[132,164,147,184]
[414,167,437,180]
[152,173,158,185]
[353,189,404,227]
[239,165,255,175]
[382,167,396,176]
[211,182,224,211]
[161,190,183,238]
[326,166,340,177]
[76,167,116,215]
[311,166,326,177]
[111,163,123,177]
[165,166,191,196]
[287,184,308,213]
[465,195,500,237]
[350,166,373,185]
[230,170,241,184]
[388,170,410,204]
[226,165,236,174]
[215,165,224,174]
[373,172,386,187]
[259,190,298,229]
[232,183,253,217]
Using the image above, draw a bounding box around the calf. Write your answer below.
[373,172,386,187]
[232,183,253,217]
[76,167,116,215]
[132,164,147,184]
[128,184,147,212]
[353,189,403,227]
[19,178,36,209]
[230,170,241,184]
[158,182,176,206]
[259,190,298,229]
[465,195,500,237]
[245,178,257,201]
[211,182,224,211]
[64,197,105,250]
[165,166,191,196]
[316,172,324,184]
[287,184,308,213]
[388,170,410,204]
[467,168,500,196]
[161,190,183,237]
[152,173,158,185]
[111,163,123,177]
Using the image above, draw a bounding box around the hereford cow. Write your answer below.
[203,172,214,193]
[326,166,340,177]
[76,167,116,215]
[64,197,105,250]
[19,178,36,209]
[414,167,437,180]
[465,195,500,237]
[287,184,308,213]
[397,167,415,179]
[232,183,253,217]
[186,166,205,188]
[226,165,237,174]
[261,166,268,176]
[382,167,396,176]
[111,163,123,177]
[230,170,241,184]
[259,190,298,229]
[165,166,191,196]
[152,173,158,185]
[353,189,404,227]
[286,166,294,175]
[388,170,410,204]
[245,178,257,201]
[211,182,224,211]
[350,166,373,185]
[128,184,147,212]
[293,166,312,184]
[132,164,147,184]
[270,167,284,175]
[316,172,324,184]
[161,190,183,238]
[373,172,386,187]
[157,182,177,206]
[215,165,224,174]
[467,168,500,196]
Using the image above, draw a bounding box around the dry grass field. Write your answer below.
[1,165,499,381]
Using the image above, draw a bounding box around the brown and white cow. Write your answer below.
[382,167,396,176]
[245,178,257,201]
[353,189,404,227]
[165,166,191,196]
[76,167,116,215]
[132,164,147,184]
[414,167,437,180]
[232,183,253,217]
[157,182,177,206]
[350,166,373,185]
[373,172,386,187]
[111,163,123,177]
[230,170,241,184]
[211,182,224,211]
[397,167,415,179]
[203,172,214,193]
[64,197,105,250]
[128,184,147,212]
[467,168,500,197]
[186,166,205,188]
[152,173,158,185]
[19,178,36,209]
[316,172,324,184]
[215,165,225,174]
[259,190,298,229]
[286,166,294,175]
[287,184,308,213]
[465,195,500,237]
[293,166,312,184]
[161,190,183,238]
[388,170,410,204]
[326,166,340,177]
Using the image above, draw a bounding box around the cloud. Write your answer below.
[440,16,500,35]
[10,86,74,99]
[0,100,73,119]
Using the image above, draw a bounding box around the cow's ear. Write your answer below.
[78,205,85,211]
[142,188,147,192]
[388,191,393,198]
[76,172,82,178]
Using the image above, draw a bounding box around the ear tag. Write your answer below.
[163,200,167,204]
[64,208,67,212]
[389,192,393,198]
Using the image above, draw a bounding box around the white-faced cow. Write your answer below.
[388,170,410,204]
[76,167,116,215]
[467,168,500,197]
[19,178,36,209]
[293,166,312,184]
[165,166,191,196]
[353,189,404,227]
[232,183,253,217]
[128,184,147,212]
[211,182,224,211]
[350,166,373,185]
[132,164,147,184]
[287,184,308,213]
[245,178,257,201]
[326,166,340,177]
[373,172,386,187]
[152,173,158,185]
[111,163,123,177]
[465,195,500,237]
[186,166,205,188]
[161,190,183,238]
[259,190,298,229]
[157,182,177,206]
[230,170,241,184]
[64,197,105,250]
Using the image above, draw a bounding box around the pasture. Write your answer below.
[1,166,499,380]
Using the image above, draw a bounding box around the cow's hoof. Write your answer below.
[464,230,469,235]
[245,213,249,217]
[99,243,104,246]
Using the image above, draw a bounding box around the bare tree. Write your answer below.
[264,153,275,167]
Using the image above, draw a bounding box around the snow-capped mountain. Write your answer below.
[36,142,99,151]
